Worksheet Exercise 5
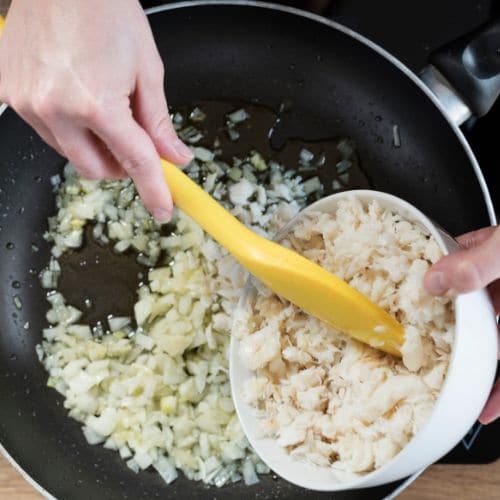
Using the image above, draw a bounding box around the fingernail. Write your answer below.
[425,271,447,295]
[478,413,495,425]
[152,207,172,224]
[479,407,499,425]
[173,139,193,162]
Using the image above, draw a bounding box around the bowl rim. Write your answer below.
[229,189,483,491]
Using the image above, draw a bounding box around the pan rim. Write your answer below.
[145,0,496,225]
[0,441,55,500]
[0,2,494,498]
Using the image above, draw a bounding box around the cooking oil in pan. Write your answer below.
[56,101,371,327]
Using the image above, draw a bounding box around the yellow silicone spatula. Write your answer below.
[162,160,404,356]
[0,15,404,355]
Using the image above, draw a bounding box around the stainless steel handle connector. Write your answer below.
[420,65,473,127]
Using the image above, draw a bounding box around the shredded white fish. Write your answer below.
[236,198,454,474]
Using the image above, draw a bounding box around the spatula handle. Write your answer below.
[161,159,257,257]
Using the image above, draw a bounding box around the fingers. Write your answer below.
[51,121,127,180]
[424,226,500,295]
[133,61,193,165]
[92,107,173,222]
[456,226,498,249]
[29,121,63,156]
[479,378,500,425]
[14,108,64,156]
[487,279,500,315]
[5,79,178,222]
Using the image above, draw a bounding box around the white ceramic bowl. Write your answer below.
[229,190,498,491]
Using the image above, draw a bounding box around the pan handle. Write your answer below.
[421,18,500,125]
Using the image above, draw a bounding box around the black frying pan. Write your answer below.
[0,3,498,499]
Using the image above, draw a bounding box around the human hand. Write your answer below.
[0,0,193,222]
[424,225,500,424]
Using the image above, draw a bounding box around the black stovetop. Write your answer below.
[140,0,499,466]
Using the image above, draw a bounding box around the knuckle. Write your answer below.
[10,96,30,114]
[55,96,106,125]
[56,95,106,126]
[152,114,173,138]
[120,152,154,177]
[79,99,105,125]
[121,157,143,176]
[32,93,60,121]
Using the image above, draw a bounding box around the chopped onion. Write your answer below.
[203,173,217,193]
[242,459,259,486]
[336,159,352,174]
[114,240,130,253]
[242,165,257,183]
[299,148,314,163]
[13,295,22,310]
[189,107,206,123]
[172,112,183,125]
[134,332,155,350]
[154,456,178,484]
[227,108,250,123]
[83,426,105,445]
[179,126,203,144]
[36,106,338,489]
[249,152,267,172]
[193,147,215,162]
[227,128,240,141]
[229,179,256,206]
[119,445,132,459]
[40,269,58,289]
[108,316,131,332]
[337,138,355,158]
[392,124,401,148]
[228,166,242,181]
[87,408,119,436]
[126,458,140,474]
[339,173,350,184]
[302,176,322,195]
[67,324,92,339]
[50,174,61,187]
[316,152,326,167]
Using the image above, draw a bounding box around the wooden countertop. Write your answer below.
[0,454,498,499]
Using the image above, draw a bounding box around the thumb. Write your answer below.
[133,65,193,166]
[424,226,500,295]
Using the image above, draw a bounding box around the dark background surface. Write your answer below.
[140,0,500,465]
